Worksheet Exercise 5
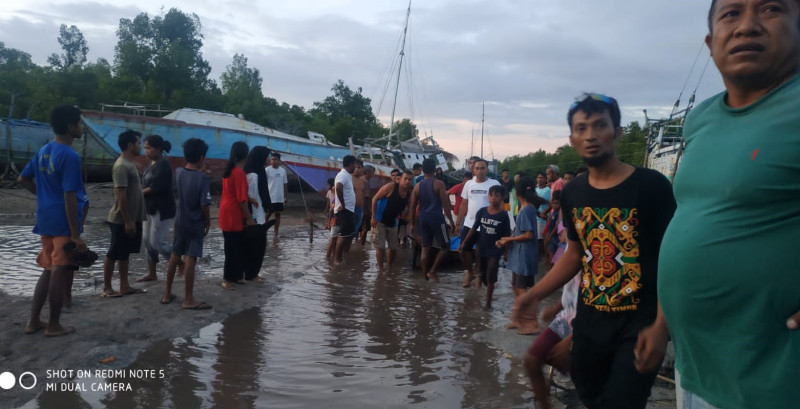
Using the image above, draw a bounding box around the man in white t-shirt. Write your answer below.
[333,155,357,264]
[455,158,500,287]
[265,152,289,241]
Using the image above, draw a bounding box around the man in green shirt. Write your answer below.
[640,1,800,408]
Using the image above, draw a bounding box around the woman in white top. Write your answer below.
[243,146,272,282]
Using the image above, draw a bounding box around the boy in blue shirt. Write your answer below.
[19,105,87,337]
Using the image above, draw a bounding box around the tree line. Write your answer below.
[499,121,647,177]
[0,8,416,148]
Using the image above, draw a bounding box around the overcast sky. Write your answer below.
[0,0,724,163]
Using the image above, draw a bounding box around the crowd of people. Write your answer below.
[17,1,800,407]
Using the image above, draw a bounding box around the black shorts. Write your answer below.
[511,272,535,289]
[336,208,355,237]
[459,226,478,250]
[106,222,142,261]
[570,334,659,409]
[477,256,500,284]
[418,215,448,249]
[268,202,285,213]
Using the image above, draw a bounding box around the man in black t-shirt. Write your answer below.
[514,93,675,409]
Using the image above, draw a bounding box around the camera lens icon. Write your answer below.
[0,372,37,390]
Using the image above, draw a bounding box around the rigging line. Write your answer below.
[693,55,713,94]
[677,41,707,102]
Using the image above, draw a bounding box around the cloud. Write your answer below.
[0,0,724,163]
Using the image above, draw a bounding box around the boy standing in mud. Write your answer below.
[161,138,212,310]
[19,105,88,337]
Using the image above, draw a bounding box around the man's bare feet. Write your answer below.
[249,276,266,283]
[24,321,46,334]
[136,274,158,282]
[45,325,76,337]
[505,321,519,329]
[220,281,235,290]
[517,320,542,335]
[426,273,439,282]
[101,290,122,298]
[461,270,474,288]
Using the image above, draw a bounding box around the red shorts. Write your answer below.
[527,327,563,361]
[37,236,73,269]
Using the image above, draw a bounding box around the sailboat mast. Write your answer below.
[388,0,412,142]
[480,101,485,158]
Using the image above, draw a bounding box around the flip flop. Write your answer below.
[182,302,212,310]
[101,291,123,298]
[160,294,177,304]
[122,288,147,295]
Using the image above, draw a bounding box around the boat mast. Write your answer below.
[480,101,485,158]
[388,0,411,143]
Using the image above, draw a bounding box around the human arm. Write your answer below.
[202,205,211,236]
[17,176,36,195]
[283,181,288,205]
[496,230,534,248]
[513,239,583,322]
[142,160,171,196]
[336,181,345,213]
[458,227,477,253]
[246,173,260,208]
[64,191,86,251]
[81,200,89,229]
[455,197,468,231]
[371,183,392,227]
[409,184,420,234]
[541,299,563,323]
[115,186,136,236]
[634,302,670,373]
[436,180,456,234]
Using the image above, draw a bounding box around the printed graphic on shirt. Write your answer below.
[572,206,641,312]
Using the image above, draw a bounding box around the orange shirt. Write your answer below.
[219,166,249,231]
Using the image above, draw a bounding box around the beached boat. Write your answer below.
[81,108,404,193]
[1,117,117,181]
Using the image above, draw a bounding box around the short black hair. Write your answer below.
[50,105,82,135]
[488,185,505,197]
[422,158,436,174]
[462,171,473,179]
[183,138,208,164]
[567,94,621,129]
[402,169,413,176]
[412,163,422,170]
[564,171,576,178]
[118,130,141,151]
[342,155,356,167]
[271,152,281,159]
[391,168,400,175]
[502,168,509,173]
[551,190,562,202]
[473,158,488,168]
[327,177,335,187]
[536,171,546,178]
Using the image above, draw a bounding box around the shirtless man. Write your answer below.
[348,160,367,251]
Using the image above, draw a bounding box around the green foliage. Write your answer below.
[1,9,409,151]
[392,118,417,141]
[499,121,648,176]
[47,24,88,70]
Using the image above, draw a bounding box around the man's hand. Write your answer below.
[249,198,259,208]
[204,221,211,236]
[70,235,87,252]
[512,292,537,324]
[370,216,377,228]
[124,221,135,237]
[787,311,800,330]
[634,322,669,374]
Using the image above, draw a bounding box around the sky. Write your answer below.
[0,0,725,164]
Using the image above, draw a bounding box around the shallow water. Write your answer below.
[9,225,537,408]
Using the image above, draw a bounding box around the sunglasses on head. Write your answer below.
[570,93,614,110]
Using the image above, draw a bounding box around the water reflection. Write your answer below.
[25,228,533,408]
